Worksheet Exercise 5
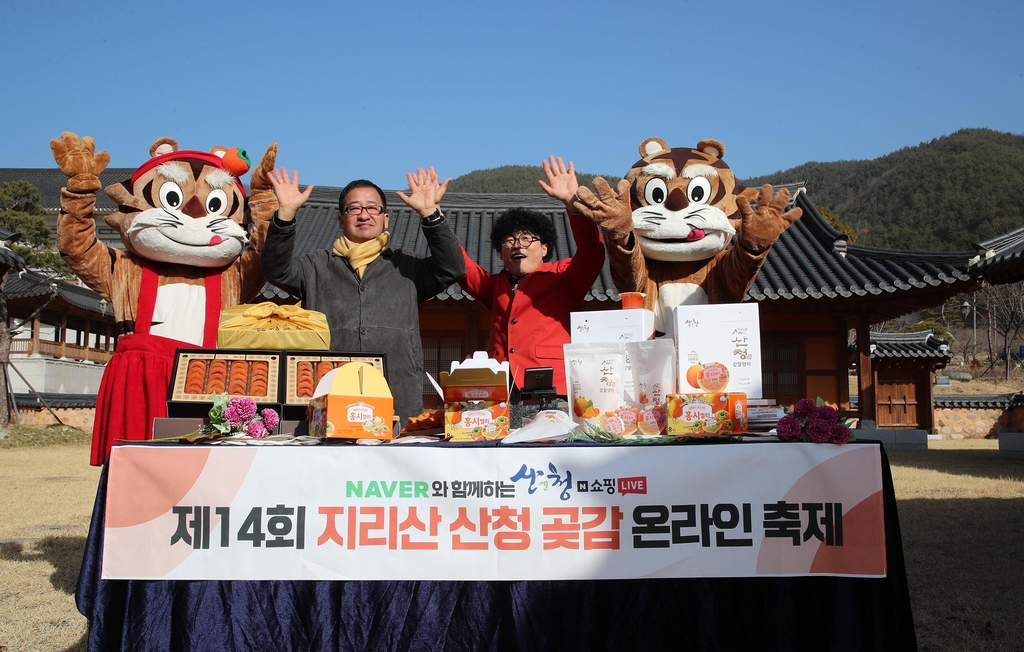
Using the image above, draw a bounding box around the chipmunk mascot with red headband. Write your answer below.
[51,132,278,465]
[573,137,802,334]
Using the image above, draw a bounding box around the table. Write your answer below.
[76,440,917,651]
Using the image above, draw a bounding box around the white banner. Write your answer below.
[102,442,886,581]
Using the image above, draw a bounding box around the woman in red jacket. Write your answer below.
[457,156,606,396]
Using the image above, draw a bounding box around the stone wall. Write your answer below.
[11,406,95,431]
[934,406,1024,438]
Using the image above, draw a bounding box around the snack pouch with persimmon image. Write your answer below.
[563,342,626,429]
[627,339,677,435]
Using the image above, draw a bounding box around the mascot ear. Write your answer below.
[150,137,178,158]
[638,137,670,159]
[696,139,726,159]
[209,145,228,157]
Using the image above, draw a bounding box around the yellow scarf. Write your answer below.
[332,232,391,279]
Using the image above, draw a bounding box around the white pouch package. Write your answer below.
[563,342,626,427]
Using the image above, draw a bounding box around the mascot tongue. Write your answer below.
[686,229,706,242]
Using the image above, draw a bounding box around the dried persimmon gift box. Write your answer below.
[167,349,283,418]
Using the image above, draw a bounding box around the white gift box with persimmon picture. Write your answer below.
[673,303,762,399]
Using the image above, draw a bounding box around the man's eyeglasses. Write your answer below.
[343,205,385,217]
[501,234,542,249]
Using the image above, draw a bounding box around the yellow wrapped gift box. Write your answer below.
[217,303,330,350]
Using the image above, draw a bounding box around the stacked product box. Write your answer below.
[439,352,510,442]
[307,362,396,441]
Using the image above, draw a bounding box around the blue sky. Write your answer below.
[2,0,1021,190]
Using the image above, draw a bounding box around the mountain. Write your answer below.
[742,128,1024,252]
[449,165,621,195]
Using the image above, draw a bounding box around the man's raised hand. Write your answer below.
[538,155,578,207]
[397,166,450,218]
[268,167,313,222]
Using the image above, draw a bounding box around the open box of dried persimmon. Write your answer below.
[167,349,283,417]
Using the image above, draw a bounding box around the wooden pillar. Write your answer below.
[922,367,936,433]
[31,315,40,356]
[838,321,850,410]
[856,315,876,428]
[59,318,67,359]
[84,318,92,354]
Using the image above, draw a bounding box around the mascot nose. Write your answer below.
[181,196,206,218]
[665,187,689,212]
[209,235,223,246]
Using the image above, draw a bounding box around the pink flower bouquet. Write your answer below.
[776,398,853,444]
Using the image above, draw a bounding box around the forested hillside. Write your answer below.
[449,165,621,194]
[742,128,1024,251]
[446,130,1024,252]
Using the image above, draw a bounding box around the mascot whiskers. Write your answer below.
[51,132,279,465]
[574,137,802,334]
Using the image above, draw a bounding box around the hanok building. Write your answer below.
[850,331,953,432]
[3,169,1023,429]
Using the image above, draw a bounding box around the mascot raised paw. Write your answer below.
[50,132,279,465]
[574,137,802,334]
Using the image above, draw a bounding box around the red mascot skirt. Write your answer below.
[90,333,197,466]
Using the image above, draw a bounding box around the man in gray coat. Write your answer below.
[262,166,464,427]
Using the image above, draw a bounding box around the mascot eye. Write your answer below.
[158,182,184,209]
[643,178,669,205]
[687,177,712,205]
[205,189,229,215]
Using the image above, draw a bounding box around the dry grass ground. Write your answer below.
[0,427,96,652]
[888,439,1024,651]
[0,429,1022,651]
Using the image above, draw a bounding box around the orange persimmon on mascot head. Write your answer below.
[574,137,802,333]
[51,132,279,465]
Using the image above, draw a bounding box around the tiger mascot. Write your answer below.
[50,132,279,465]
[574,137,802,334]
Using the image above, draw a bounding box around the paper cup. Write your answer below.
[620,292,646,309]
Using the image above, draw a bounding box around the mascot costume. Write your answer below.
[574,137,802,334]
[50,132,278,465]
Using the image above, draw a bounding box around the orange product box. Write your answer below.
[439,352,510,441]
[308,362,394,440]
[666,393,748,437]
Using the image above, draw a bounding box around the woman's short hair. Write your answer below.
[490,208,557,262]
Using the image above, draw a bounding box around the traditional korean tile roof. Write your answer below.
[2,269,109,316]
[748,186,976,314]
[13,393,96,409]
[0,235,24,272]
[969,224,1024,284]
[0,168,134,212]
[848,331,953,360]
[256,188,620,303]
[932,393,1023,409]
